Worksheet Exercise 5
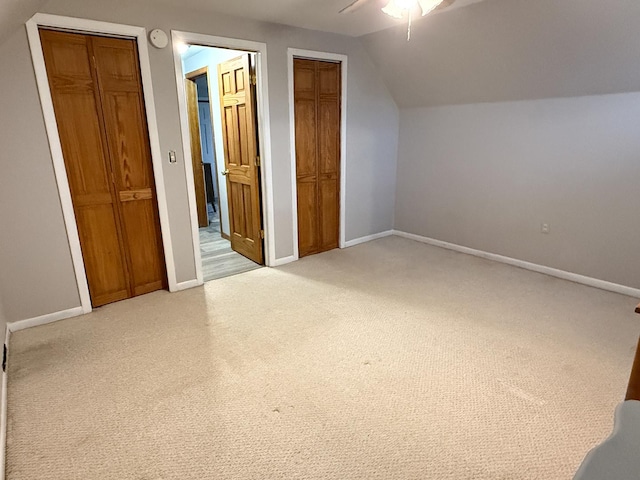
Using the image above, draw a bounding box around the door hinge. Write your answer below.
[91,55,97,70]
[260,229,265,239]
[2,344,6,373]
[250,73,257,86]
[255,155,261,167]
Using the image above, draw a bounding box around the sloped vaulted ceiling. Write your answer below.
[361,0,640,107]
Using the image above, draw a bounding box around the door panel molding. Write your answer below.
[287,48,348,262]
[171,31,276,279]
[26,13,178,315]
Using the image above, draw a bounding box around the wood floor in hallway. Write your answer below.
[199,215,261,282]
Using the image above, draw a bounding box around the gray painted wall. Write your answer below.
[0,31,81,321]
[395,93,640,289]
[0,0,48,45]
[361,0,640,107]
[368,0,640,291]
[0,0,398,322]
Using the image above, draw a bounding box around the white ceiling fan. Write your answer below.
[339,0,456,16]
[340,0,456,39]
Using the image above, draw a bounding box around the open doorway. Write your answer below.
[180,45,264,282]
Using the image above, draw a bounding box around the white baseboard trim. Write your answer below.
[7,306,85,333]
[0,326,9,480]
[173,279,202,292]
[273,255,296,267]
[393,230,640,298]
[344,230,394,248]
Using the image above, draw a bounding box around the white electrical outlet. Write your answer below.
[541,223,550,234]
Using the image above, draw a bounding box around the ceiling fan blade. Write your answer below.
[434,0,455,11]
[339,0,371,14]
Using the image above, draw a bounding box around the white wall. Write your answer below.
[0,0,398,322]
[182,48,246,237]
[394,92,640,290]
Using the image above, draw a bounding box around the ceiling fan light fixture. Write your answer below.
[378,0,452,40]
[382,0,444,19]
[381,1,405,19]
[395,0,418,9]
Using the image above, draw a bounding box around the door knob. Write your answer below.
[221,169,229,176]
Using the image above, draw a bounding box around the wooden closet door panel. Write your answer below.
[120,200,165,295]
[319,179,339,250]
[297,180,318,256]
[294,60,316,97]
[318,62,340,95]
[317,63,340,251]
[295,100,317,177]
[318,62,340,178]
[100,91,152,188]
[294,59,319,256]
[294,60,317,178]
[294,59,341,257]
[295,96,318,256]
[76,205,130,305]
[318,99,340,175]
[40,29,130,306]
[54,91,111,197]
[92,36,166,295]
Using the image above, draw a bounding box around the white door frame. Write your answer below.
[25,13,178,314]
[171,30,276,282]
[287,48,348,261]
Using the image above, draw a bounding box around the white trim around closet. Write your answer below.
[287,48,348,261]
[26,14,179,318]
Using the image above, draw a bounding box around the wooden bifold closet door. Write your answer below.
[293,58,341,258]
[40,29,166,307]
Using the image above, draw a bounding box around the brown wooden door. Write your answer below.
[185,77,209,228]
[40,29,166,307]
[217,55,263,265]
[293,59,341,257]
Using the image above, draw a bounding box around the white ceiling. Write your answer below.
[156,0,486,37]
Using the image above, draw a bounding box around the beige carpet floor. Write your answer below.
[6,236,639,479]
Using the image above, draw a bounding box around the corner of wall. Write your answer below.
[352,35,401,236]
[354,35,400,115]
